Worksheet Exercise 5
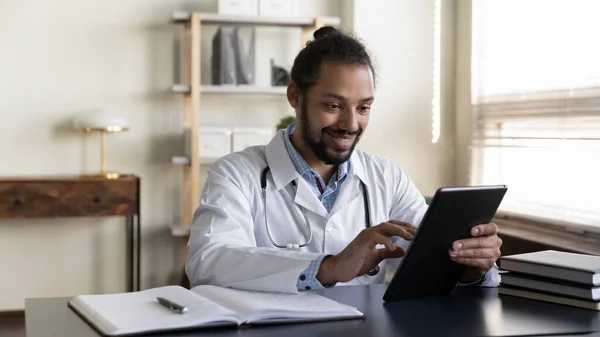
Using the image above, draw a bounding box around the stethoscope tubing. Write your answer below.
[260,166,379,276]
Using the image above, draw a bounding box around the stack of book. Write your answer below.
[498,250,600,311]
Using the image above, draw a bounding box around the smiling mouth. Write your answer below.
[324,130,356,150]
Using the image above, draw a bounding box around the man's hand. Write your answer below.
[316,220,417,285]
[449,222,503,283]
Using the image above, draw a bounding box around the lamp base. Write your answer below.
[80,172,122,179]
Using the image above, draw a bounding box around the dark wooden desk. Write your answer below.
[0,175,141,292]
[25,285,600,337]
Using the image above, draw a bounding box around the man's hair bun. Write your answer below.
[291,24,376,94]
[313,26,340,39]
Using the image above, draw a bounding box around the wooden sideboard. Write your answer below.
[0,175,141,292]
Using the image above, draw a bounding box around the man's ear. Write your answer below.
[287,81,302,109]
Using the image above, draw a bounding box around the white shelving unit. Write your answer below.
[171,84,287,95]
[171,11,341,27]
[169,11,340,243]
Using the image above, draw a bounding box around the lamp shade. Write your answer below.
[73,111,130,132]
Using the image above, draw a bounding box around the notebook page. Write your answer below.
[191,285,363,323]
[71,286,242,335]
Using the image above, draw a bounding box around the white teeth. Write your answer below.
[332,134,350,140]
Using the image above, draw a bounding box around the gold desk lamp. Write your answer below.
[73,111,130,179]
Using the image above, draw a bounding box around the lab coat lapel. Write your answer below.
[264,129,328,217]
[264,130,299,190]
[294,177,328,218]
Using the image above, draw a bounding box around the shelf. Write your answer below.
[171,156,190,165]
[170,224,191,237]
[171,11,341,27]
[171,155,218,165]
[171,84,287,95]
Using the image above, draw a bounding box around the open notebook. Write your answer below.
[68,285,364,336]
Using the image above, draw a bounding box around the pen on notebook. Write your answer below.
[156,297,188,314]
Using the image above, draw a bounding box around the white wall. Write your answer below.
[0,0,455,310]
[351,0,456,196]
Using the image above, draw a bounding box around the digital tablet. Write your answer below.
[382,185,508,302]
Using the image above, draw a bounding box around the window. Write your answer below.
[470,0,600,232]
[432,0,441,143]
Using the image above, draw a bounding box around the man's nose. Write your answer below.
[339,108,359,132]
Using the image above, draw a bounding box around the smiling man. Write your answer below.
[186,26,502,293]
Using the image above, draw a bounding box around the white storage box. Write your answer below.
[259,0,297,17]
[232,127,274,152]
[199,127,233,163]
[218,0,259,16]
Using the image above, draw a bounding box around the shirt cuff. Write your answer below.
[296,255,334,291]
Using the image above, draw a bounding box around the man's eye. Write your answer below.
[326,103,341,110]
[359,105,371,113]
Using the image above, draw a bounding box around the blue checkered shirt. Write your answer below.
[283,123,349,291]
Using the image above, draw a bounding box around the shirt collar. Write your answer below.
[283,122,350,181]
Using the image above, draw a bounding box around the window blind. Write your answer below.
[470,0,600,231]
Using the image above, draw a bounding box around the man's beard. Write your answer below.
[299,99,362,165]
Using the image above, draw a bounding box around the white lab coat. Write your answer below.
[186,129,499,294]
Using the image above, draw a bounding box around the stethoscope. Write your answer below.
[260,166,380,276]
